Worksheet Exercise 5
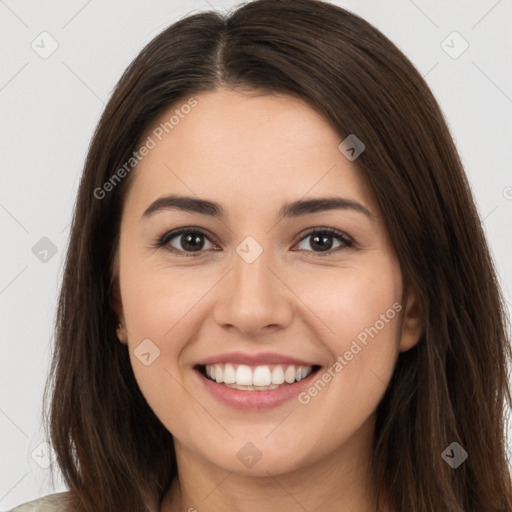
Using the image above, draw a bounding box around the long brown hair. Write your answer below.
[43,1,512,510]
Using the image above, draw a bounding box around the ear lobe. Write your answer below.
[399,283,423,352]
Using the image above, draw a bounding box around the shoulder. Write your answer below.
[7,492,72,512]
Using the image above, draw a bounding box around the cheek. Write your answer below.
[120,246,214,345]
[120,273,194,433]
[119,256,223,413]
[292,260,402,417]
[117,246,187,399]
[289,258,402,349]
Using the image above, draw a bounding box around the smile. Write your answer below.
[201,363,316,390]
[193,352,322,410]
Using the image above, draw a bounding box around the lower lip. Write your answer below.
[195,368,319,410]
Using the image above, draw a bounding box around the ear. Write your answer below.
[399,281,423,352]
[111,253,128,345]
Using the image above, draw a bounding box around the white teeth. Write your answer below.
[284,365,296,384]
[235,364,253,386]
[225,383,280,391]
[271,365,285,385]
[253,366,272,386]
[223,363,236,384]
[214,365,223,383]
[203,363,314,388]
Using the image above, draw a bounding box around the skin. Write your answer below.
[112,88,423,512]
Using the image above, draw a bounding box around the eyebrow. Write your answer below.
[142,194,375,222]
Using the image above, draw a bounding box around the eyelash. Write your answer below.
[154,227,354,258]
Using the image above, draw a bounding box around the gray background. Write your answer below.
[1,0,511,508]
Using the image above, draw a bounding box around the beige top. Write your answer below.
[7,492,71,512]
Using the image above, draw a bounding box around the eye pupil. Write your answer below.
[182,233,204,251]
[311,233,333,251]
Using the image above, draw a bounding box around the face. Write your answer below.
[112,88,422,477]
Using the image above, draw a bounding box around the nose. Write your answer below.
[212,243,293,338]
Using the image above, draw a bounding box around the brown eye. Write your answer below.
[158,228,215,256]
[295,228,353,255]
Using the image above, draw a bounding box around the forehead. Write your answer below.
[123,88,380,221]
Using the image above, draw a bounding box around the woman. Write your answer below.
[10,0,512,510]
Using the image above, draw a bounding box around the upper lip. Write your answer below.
[195,351,320,367]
